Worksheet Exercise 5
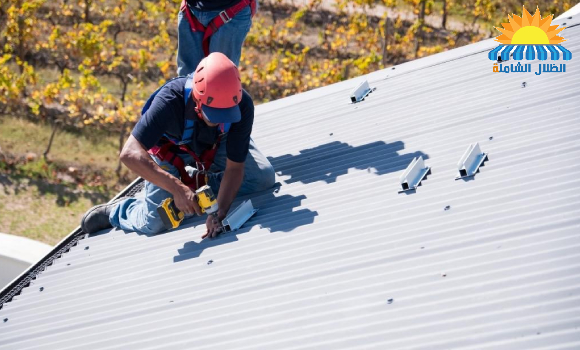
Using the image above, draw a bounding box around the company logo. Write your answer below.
[489,6,571,75]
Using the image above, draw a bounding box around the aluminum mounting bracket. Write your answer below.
[399,156,431,193]
[350,80,372,103]
[221,199,258,232]
[456,142,489,179]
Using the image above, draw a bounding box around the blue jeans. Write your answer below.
[109,137,275,235]
[176,1,256,76]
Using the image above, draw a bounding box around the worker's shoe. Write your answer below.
[80,199,124,234]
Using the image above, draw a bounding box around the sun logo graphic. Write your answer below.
[489,6,571,74]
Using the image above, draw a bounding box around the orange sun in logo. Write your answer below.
[495,6,566,45]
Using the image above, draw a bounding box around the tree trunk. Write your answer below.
[44,120,59,160]
[120,78,128,103]
[116,75,130,178]
[16,0,25,75]
[414,0,426,59]
[84,0,92,23]
[270,0,277,24]
[442,0,447,29]
[471,15,480,36]
[342,63,350,80]
[113,28,122,56]
[115,124,126,178]
[382,17,390,66]
[0,4,8,45]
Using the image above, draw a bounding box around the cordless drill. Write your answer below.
[157,185,219,230]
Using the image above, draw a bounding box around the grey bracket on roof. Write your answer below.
[399,156,431,193]
[221,199,258,232]
[350,80,373,103]
[456,142,489,180]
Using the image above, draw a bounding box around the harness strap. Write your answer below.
[148,136,222,190]
[180,0,255,56]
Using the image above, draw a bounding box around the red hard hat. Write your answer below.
[193,53,242,123]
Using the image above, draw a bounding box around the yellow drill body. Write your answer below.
[157,185,219,230]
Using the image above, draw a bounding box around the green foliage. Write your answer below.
[0,0,575,153]
[16,158,57,180]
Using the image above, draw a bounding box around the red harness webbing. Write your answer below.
[149,136,221,190]
[180,0,256,56]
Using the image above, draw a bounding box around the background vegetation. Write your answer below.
[0,0,575,244]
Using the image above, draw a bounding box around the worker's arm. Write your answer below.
[120,135,202,215]
[202,158,244,239]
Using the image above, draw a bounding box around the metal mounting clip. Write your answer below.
[399,156,431,193]
[456,143,489,180]
[350,80,373,103]
[221,199,258,232]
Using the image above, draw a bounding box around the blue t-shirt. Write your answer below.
[187,0,242,11]
[131,77,254,163]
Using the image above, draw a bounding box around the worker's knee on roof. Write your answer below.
[263,164,276,190]
[137,217,166,235]
[252,163,276,192]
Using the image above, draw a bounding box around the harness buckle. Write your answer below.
[219,10,232,23]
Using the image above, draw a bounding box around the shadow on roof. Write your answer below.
[267,140,429,185]
[173,186,318,263]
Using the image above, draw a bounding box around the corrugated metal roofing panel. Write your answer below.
[1,17,579,350]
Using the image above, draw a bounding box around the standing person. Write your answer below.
[81,53,275,238]
[177,0,257,76]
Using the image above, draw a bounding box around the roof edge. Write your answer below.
[0,177,145,310]
[556,3,580,20]
[255,16,576,116]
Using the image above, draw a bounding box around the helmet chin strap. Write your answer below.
[193,98,204,121]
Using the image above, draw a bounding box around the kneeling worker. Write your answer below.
[81,52,275,238]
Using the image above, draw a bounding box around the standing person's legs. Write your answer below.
[208,136,275,196]
[109,154,193,235]
[177,8,206,76]
[206,5,253,66]
[177,1,256,74]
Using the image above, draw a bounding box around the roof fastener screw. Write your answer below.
[387,299,394,304]
[521,82,527,88]
[441,273,447,277]
[444,205,451,211]
[3,318,7,323]
[84,246,89,250]
[39,287,44,292]
[207,260,213,265]
[329,133,333,136]
[489,136,493,141]
[421,246,425,249]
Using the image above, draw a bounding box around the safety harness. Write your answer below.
[180,0,257,57]
[144,75,230,190]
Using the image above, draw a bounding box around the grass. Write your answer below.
[0,179,106,245]
[0,114,132,245]
[0,114,122,174]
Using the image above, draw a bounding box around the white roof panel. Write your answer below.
[1,16,579,350]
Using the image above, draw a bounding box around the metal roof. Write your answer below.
[1,15,580,350]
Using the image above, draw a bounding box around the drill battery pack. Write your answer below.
[157,198,184,230]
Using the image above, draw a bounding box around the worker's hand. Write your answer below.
[173,186,202,216]
[202,215,222,239]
